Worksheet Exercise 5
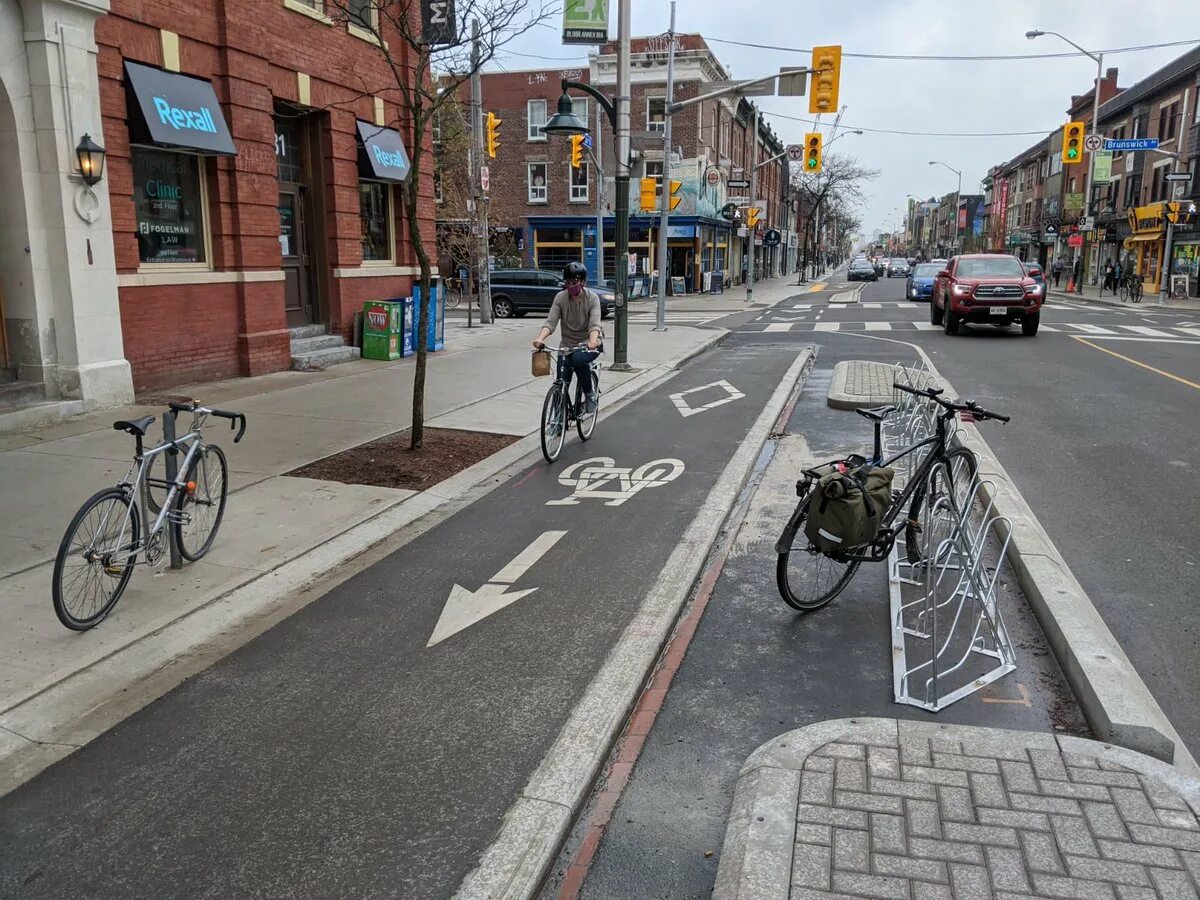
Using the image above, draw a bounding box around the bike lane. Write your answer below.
[0,343,806,899]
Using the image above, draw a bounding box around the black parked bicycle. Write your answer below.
[1119,272,1144,303]
[775,384,1009,612]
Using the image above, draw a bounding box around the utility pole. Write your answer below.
[746,102,759,303]
[469,19,492,324]
[612,0,631,369]
[595,102,604,292]
[653,1,676,331]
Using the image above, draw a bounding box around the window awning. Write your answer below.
[357,120,411,183]
[1124,232,1162,245]
[124,62,236,156]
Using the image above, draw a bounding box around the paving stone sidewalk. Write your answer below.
[827,360,897,410]
[715,718,1200,899]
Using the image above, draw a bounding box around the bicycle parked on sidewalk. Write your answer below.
[51,401,247,631]
[775,384,1008,612]
[443,276,464,309]
[537,345,601,463]
[1119,272,1144,303]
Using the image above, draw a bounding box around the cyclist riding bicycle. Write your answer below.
[533,261,603,413]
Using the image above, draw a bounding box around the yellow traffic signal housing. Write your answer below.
[745,207,761,228]
[668,179,683,211]
[639,177,658,212]
[1062,121,1085,165]
[570,134,584,169]
[485,111,501,159]
[804,132,823,173]
[809,45,842,115]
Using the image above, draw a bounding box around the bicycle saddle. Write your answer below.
[855,405,896,422]
[113,415,156,437]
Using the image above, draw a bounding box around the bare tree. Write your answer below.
[791,153,877,278]
[328,0,553,449]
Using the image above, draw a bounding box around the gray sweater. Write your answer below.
[542,288,601,347]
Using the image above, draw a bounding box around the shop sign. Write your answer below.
[421,0,457,45]
[356,120,412,182]
[666,224,696,239]
[1092,151,1113,185]
[124,61,236,156]
[1068,234,1083,247]
[1064,193,1085,212]
[1128,202,1167,235]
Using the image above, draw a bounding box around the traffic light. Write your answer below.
[1062,121,1084,165]
[485,111,501,159]
[745,207,761,229]
[804,132,823,173]
[640,177,658,212]
[809,45,842,115]
[668,179,683,211]
[570,134,584,169]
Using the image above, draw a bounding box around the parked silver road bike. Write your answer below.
[51,401,247,631]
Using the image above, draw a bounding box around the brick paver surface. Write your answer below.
[830,360,896,408]
[791,730,1200,898]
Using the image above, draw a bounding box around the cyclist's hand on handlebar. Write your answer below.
[587,336,599,351]
[532,340,545,350]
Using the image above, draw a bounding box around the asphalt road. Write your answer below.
[0,343,801,899]
[558,279,1089,897]
[740,271,1200,753]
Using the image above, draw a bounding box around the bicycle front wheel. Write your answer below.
[776,493,862,611]
[52,487,140,631]
[904,447,978,565]
[540,385,567,463]
[444,287,462,309]
[175,443,229,561]
[577,372,600,441]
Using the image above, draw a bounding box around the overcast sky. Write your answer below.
[488,0,1200,239]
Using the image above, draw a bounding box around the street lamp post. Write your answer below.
[1027,30,1103,295]
[544,0,632,369]
[928,160,962,255]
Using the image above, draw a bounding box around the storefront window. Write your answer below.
[132,147,208,265]
[360,181,393,262]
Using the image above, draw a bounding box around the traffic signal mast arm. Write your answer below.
[665,68,818,113]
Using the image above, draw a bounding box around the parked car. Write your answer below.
[1021,260,1046,287]
[489,269,614,319]
[887,257,911,277]
[930,254,1043,336]
[905,262,942,302]
[848,258,878,281]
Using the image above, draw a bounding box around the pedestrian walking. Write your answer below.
[1051,257,1064,288]
[1103,261,1115,294]
[1073,257,1082,285]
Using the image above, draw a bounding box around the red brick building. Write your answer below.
[95,0,430,389]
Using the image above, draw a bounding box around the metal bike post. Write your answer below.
[163,409,182,570]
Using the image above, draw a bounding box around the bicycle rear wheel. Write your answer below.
[775,493,862,611]
[175,443,229,561]
[52,487,140,630]
[444,286,462,309]
[540,384,567,463]
[904,447,978,565]
[577,371,600,441]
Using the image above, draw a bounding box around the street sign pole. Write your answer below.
[1079,50,1103,295]
[653,2,676,332]
[746,103,758,303]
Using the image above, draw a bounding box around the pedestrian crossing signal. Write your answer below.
[804,132,823,173]
[1062,121,1084,165]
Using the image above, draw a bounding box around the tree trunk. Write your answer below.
[405,179,432,451]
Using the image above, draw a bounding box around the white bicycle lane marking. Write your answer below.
[545,457,686,507]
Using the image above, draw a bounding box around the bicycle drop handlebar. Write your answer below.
[167,400,249,443]
[893,382,1010,423]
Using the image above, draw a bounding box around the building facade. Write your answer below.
[1,0,429,407]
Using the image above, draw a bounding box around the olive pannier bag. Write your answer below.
[803,464,895,553]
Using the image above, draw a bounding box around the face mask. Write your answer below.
[567,281,583,297]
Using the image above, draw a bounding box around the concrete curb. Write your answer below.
[713,718,1200,900]
[0,329,729,798]
[826,359,892,410]
[914,349,1199,779]
[1048,287,1200,312]
[455,348,814,899]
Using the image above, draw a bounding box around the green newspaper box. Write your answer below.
[362,300,403,360]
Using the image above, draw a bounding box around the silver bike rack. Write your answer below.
[883,362,1016,711]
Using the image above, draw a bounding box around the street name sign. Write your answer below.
[1104,138,1159,151]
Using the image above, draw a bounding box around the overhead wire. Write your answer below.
[706,37,1200,60]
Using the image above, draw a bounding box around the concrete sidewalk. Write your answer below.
[1048,282,1200,312]
[0,313,725,790]
[715,718,1200,899]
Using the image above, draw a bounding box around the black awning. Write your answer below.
[356,120,411,183]
[125,61,236,156]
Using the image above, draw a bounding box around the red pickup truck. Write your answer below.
[930,254,1044,336]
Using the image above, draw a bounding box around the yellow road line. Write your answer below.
[808,283,826,293]
[1072,336,1200,391]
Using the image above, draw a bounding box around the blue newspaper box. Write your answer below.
[411,281,445,352]
[400,296,415,357]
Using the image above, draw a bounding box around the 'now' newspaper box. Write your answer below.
[361,300,404,360]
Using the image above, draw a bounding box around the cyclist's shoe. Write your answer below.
[585,393,598,414]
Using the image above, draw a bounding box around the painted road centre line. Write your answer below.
[1073,337,1200,391]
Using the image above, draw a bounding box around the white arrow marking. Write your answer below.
[426,530,567,647]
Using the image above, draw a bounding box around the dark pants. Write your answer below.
[564,347,600,400]
[1052,271,1062,287]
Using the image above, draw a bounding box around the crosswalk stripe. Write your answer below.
[1177,327,1200,338]
[1066,323,1118,335]
[1038,324,1060,332]
[814,322,840,331]
[1121,325,1176,337]
[863,322,891,331]
[764,323,793,332]
[913,322,939,331]
[792,304,814,310]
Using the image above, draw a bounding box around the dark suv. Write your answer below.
[931,254,1043,336]
[489,269,614,319]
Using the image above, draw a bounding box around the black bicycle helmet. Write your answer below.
[563,261,587,281]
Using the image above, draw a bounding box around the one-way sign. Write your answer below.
[1165,173,1192,182]
[727,179,751,189]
